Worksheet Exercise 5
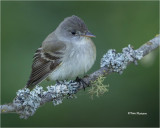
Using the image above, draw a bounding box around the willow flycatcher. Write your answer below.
[26,15,96,89]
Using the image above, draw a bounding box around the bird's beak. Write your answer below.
[83,31,96,38]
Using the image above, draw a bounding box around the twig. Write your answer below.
[1,35,159,119]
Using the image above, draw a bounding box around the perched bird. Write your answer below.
[26,15,96,90]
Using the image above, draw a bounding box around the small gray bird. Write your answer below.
[26,15,96,89]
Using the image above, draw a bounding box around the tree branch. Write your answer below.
[1,35,159,119]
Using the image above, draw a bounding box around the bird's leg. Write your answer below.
[56,80,61,84]
[75,77,89,91]
[84,74,89,78]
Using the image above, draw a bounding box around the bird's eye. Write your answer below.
[71,31,76,35]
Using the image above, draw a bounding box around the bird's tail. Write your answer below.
[25,84,35,91]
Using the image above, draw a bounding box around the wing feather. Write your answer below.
[26,39,66,89]
[26,49,61,89]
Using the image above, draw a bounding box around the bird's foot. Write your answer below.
[56,80,61,84]
[75,77,89,91]
[56,80,66,84]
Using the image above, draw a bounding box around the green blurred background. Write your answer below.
[1,1,159,127]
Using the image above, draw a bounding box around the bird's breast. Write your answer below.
[48,38,96,80]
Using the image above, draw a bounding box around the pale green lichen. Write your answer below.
[100,45,143,74]
[88,76,109,99]
[1,109,6,112]
[13,80,79,119]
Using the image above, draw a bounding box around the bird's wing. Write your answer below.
[26,40,66,89]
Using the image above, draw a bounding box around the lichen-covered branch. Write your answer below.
[1,35,159,119]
